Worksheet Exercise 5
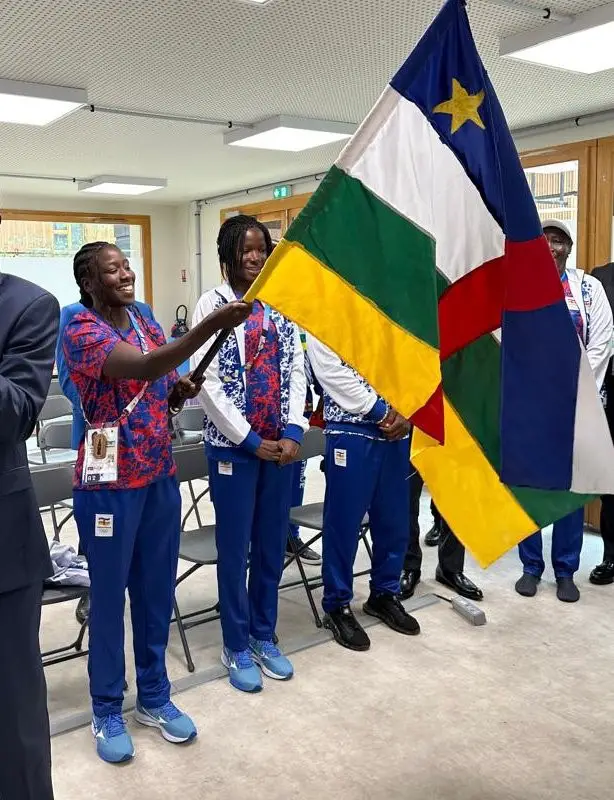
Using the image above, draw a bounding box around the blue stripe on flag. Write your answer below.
[390,0,542,243]
[500,301,580,490]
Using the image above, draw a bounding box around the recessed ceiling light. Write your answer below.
[78,176,167,196]
[0,79,87,126]
[500,2,614,74]
[237,0,271,4]
[224,115,355,152]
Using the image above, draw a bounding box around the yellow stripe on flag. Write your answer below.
[411,397,539,567]
[246,239,441,419]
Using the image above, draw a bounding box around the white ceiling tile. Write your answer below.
[0,0,612,202]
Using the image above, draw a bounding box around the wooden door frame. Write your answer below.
[521,140,597,269]
[220,192,313,234]
[595,137,614,268]
[0,209,153,304]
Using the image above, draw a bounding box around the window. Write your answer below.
[0,211,152,308]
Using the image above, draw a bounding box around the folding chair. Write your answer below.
[281,427,373,628]
[171,444,218,673]
[37,420,76,535]
[32,394,73,465]
[47,378,63,397]
[31,464,89,667]
[172,407,206,527]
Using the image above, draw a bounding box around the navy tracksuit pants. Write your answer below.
[74,476,181,718]
[208,456,294,652]
[321,432,410,613]
[518,508,584,579]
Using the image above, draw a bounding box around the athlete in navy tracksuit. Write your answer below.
[64,241,249,763]
[307,336,421,651]
[191,216,308,693]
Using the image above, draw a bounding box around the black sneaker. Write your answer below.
[286,535,322,565]
[76,593,90,625]
[363,592,420,635]
[323,605,370,651]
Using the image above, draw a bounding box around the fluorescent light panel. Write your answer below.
[500,2,614,74]
[78,176,167,196]
[224,115,355,151]
[0,79,87,125]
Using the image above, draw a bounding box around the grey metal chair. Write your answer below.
[31,464,89,667]
[171,444,218,673]
[32,394,74,465]
[176,405,205,433]
[281,427,373,628]
[47,378,63,397]
[38,418,76,465]
[172,406,206,527]
[38,420,73,452]
[171,405,203,447]
[36,420,76,534]
[39,394,73,422]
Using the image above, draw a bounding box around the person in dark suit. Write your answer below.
[0,272,59,800]
[589,261,614,585]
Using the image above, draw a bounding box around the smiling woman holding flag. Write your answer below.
[63,241,249,763]
[191,215,307,694]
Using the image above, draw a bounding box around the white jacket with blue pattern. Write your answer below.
[565,268,613,389]
[191,283,308,457]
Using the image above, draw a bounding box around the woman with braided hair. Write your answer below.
[63,241,250,763]
[191,215,308,694]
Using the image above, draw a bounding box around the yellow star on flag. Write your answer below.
[433,79,485,134]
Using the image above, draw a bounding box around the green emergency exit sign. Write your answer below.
[273,184,292,200]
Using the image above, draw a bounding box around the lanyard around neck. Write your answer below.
[126,308,150,355]
[83,307,150,429]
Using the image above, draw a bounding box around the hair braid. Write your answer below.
[73,241,113,308]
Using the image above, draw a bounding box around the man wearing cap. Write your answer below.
[515,219,613,603]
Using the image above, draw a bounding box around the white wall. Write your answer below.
[0,192,195,334]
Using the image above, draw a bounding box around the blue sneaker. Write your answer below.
[250,638,294,681]
[221,646,263,693]
[134,700,197,743]
[91,713,135,763]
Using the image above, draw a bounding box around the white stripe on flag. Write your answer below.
[336,85,505,284]
[571,350,614,494]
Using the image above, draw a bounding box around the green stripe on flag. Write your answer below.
[443,334,590,527]
[286,164,439,349]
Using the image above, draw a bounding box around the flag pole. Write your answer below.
[190,262,269,382]
[190,329,231,382]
